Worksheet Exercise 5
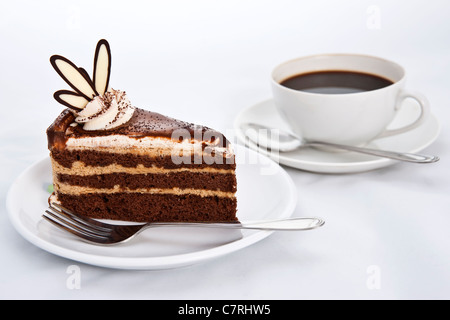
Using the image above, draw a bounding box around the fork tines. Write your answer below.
[43,203,112,244]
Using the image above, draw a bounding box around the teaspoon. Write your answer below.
[243,122,439,164]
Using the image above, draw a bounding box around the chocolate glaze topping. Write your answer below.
[47,108,229,151]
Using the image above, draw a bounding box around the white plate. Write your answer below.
[234,99,441,174]
[6,145,297,270]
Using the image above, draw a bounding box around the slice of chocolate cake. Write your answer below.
[47,39,237,223]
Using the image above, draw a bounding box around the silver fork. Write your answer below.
[42,203,325,245]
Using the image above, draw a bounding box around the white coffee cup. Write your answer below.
[271,54,430,146]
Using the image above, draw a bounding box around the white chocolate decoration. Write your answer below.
[51,39,135,130]
[50,39,112,111]
[54,91,90,110]
[93,40,111,96]
[51,57,97,99]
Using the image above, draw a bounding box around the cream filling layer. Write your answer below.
[66,135,233,157]
[51,159,235,176]
[54,182,236,198]
[75,89,135,131]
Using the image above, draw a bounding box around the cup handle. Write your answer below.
[377,90,430,139]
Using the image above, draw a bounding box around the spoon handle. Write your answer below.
[308,141,439,163]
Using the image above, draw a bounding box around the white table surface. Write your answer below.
[1,0,449,300]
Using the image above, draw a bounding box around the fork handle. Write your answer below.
[241,217,325,230]
[147,217,325,231]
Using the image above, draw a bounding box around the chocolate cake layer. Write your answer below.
[56,171,237,192]
[50,149,235,170]
[55,193,238,222]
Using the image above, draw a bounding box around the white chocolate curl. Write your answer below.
[75,89,135,131]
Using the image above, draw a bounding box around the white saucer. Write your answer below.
[6,145,298,270]
[234,99,440,174]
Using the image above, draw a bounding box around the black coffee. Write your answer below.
[280,71,394,94]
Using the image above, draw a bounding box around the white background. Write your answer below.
[1,0,449,299]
